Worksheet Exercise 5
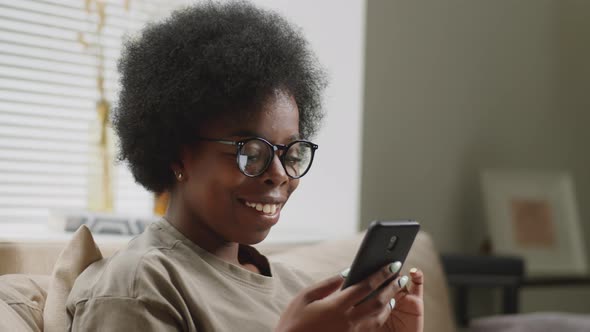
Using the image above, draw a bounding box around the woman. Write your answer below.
[66,2,424,331]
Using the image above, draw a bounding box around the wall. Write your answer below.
[361,0,590,317]
[520,0,590,315]
[362,0,589,255]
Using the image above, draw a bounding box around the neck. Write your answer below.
[164,192,241,266]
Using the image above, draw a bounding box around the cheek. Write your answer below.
[186,156,244,203]
[289,178,300,194]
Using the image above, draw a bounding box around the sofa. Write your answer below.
[0,225,456,332]
[1,226,589,332]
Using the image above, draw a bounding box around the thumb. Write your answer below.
[303,275,345,303]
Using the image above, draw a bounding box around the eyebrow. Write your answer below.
[228,130,301,142]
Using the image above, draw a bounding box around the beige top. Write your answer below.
[66,219,312,332]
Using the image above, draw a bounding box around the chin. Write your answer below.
[237,229,271,245]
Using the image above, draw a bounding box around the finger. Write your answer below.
[338,261,402,308]
[377,298,396,325]
[395,274,410,292]
[407,267,424,298]
[347,274,405,320]
[347,294,387,323]
[302,275,345,303]
[357,298,395,328]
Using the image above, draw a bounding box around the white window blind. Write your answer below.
[0,0,185,224]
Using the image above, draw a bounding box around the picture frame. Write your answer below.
[481,170,587,277]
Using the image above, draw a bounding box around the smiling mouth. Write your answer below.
[244,201,280,215]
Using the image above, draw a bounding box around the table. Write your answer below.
[441,254,590,327]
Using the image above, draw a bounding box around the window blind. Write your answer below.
[0,0,185,224]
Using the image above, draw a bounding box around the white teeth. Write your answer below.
[245,201,279,215]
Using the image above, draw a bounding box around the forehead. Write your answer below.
[202,90,300,141]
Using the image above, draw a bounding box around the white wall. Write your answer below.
[250,0,367,243]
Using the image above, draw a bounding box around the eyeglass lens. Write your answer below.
[237,139,313,178]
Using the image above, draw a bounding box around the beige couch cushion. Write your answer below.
[0,238,124,276]
[268,231,456,332]
[0,242,71,276]
[43,225,103,332]
[0,299,34,332]
[0,274,47,332]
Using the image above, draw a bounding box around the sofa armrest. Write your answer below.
[269,231,457,332]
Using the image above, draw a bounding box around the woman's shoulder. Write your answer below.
[68,225,183,305]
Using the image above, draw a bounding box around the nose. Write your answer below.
[262,153,289,187]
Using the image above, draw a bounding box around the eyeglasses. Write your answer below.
[197,137,318,179]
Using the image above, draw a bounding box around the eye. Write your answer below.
[284,155,302,165]
[243,144,263,157]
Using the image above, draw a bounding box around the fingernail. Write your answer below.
[389,298,396,310]
[389,261,402,274]
[398,275,409,288]
[340,267,350,278]
[410,267,418,274]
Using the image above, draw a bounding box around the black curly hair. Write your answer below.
[112,1,327,194]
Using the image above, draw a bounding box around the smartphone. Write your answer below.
[342,220,420,290]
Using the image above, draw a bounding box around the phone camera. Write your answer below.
[386,236,398,252]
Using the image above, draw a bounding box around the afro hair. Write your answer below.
[112,1,327,193]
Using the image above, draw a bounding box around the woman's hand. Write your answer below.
[275,262,419,332]
[382,268,424,332]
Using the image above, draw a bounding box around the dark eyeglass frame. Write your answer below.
[196,136,319,179]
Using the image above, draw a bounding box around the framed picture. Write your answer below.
[481,170,587,277]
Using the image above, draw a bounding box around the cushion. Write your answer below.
[0,242,70,276]
[268,231,456,332]
[0,274,47,332]
[43,225,103,332]
[0,300,34,332]
[0,240,125,276]
[470,312,590,332]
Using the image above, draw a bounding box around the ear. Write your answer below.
[171,146,193,181]
[170,162,183,178]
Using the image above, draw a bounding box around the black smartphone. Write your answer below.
[342,220,420,289]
